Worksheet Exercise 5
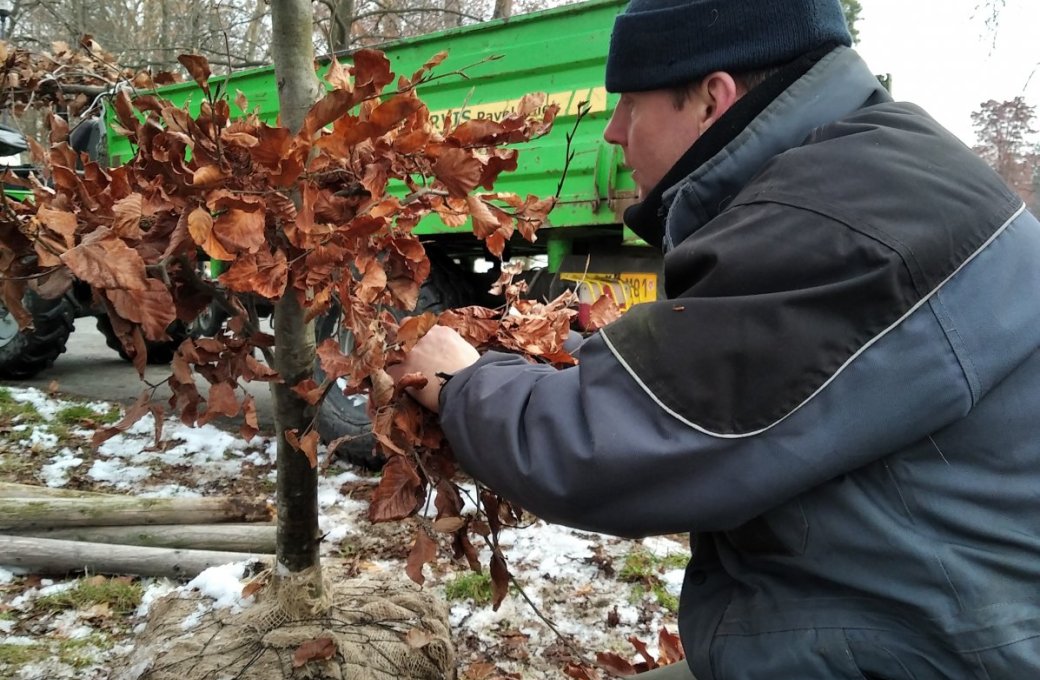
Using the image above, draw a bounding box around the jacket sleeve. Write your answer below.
[438,302,974,539]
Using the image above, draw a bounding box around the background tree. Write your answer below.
[972,96,1040,210]
[840,0,862,43]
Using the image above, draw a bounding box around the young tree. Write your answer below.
[0,0,563,621]
[972,96,1040,208]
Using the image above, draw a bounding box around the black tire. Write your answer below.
[316,255,476,469]
[188,302,228,337]
[95,315,192,365]
[0,292,75,379]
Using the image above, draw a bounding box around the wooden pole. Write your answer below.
[12,523,277,553]
[0,496,272,530]
[0,534,271,578]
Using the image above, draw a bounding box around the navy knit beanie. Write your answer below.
[605,0,853,92]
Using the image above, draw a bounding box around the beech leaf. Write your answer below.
[432,148,482,197]
[178,54,212,94]
[292,637,337,668]
[405,530,438,585]
[61,237,148,291]
[368,455,423,522]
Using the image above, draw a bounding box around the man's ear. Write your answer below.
[697,72,741,134]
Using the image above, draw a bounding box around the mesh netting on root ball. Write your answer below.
[115,567,454,680]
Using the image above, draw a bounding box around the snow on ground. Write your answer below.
[0,384,686,678]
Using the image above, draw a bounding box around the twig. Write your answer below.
[556,100,591,200]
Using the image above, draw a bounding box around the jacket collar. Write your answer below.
[623,46,891,251]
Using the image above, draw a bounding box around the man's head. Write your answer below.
[602,0,852,198]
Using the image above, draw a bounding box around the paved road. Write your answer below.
[6,318,277,430]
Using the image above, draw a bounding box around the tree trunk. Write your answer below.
[13,523,276,552]
[270,0,325,582]
[0,534,270,578]
[493,0,513,20]
[330,0,357,53]
[0,496,271,530]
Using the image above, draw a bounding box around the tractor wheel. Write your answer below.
[0,292,75,379]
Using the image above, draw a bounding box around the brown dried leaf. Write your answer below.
[285,428,320,469]
[291,378,325,405]
[178,54,212,94]
[240,394,259,441]
[206,382,240,419]
[432,148,482,197]
[396,312,438,351]
[657,628,685,665]
[61,237,148,291]
[104,280,177,342]
[357,258,387,304]
[187,207,234,261]
[91,390,151,448]
[111,194,144,239]
[405,529,437,585]
[587,293,622,331]
[292,637,337,668]
[432,516,466,533]
[368,455,423,522]
[490,551,510,611]
[351,49,394,90]
[219,249,288,299]
[213,207,266,255]
[593,652,637,676]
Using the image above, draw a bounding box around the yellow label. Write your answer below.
[428,87,609,129]
[619,272,658,306]
[558,271,658,308]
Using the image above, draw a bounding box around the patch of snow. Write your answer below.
[9,387,63,419]
[661,567,685,596]
[642,535,687,558]
[180,602,207,631]
[87,458,150,487]
[183,561,254,612]
[0,566,16,584]
[25,427,59,449]
[136,581,178,620]
[1,635,36,645]
[40,449,84,487]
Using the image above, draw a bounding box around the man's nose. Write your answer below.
[603,109,625,146]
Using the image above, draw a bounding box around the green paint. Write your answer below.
[103,0,640,246]
[547,235,573,274]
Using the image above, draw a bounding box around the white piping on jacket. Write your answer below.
[600,202,1029,439]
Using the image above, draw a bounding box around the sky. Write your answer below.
[854,0,1040,146]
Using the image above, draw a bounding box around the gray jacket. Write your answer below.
[440,47,1040,678]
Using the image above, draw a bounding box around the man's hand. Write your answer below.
[389,325,480,412]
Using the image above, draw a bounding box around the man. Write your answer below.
[393,0,1040,677]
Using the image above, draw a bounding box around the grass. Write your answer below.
[33,576,143,616]
[0,634,108,670]
[0,642,41,667]
[619,549,687,614]
[0,389,43,426]
[55,404,122,427]
[444,571,494,605]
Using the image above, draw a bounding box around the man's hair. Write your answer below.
[668,66,783,110]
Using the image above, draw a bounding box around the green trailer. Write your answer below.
[3,0,657,465]
[103,0,659,311]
